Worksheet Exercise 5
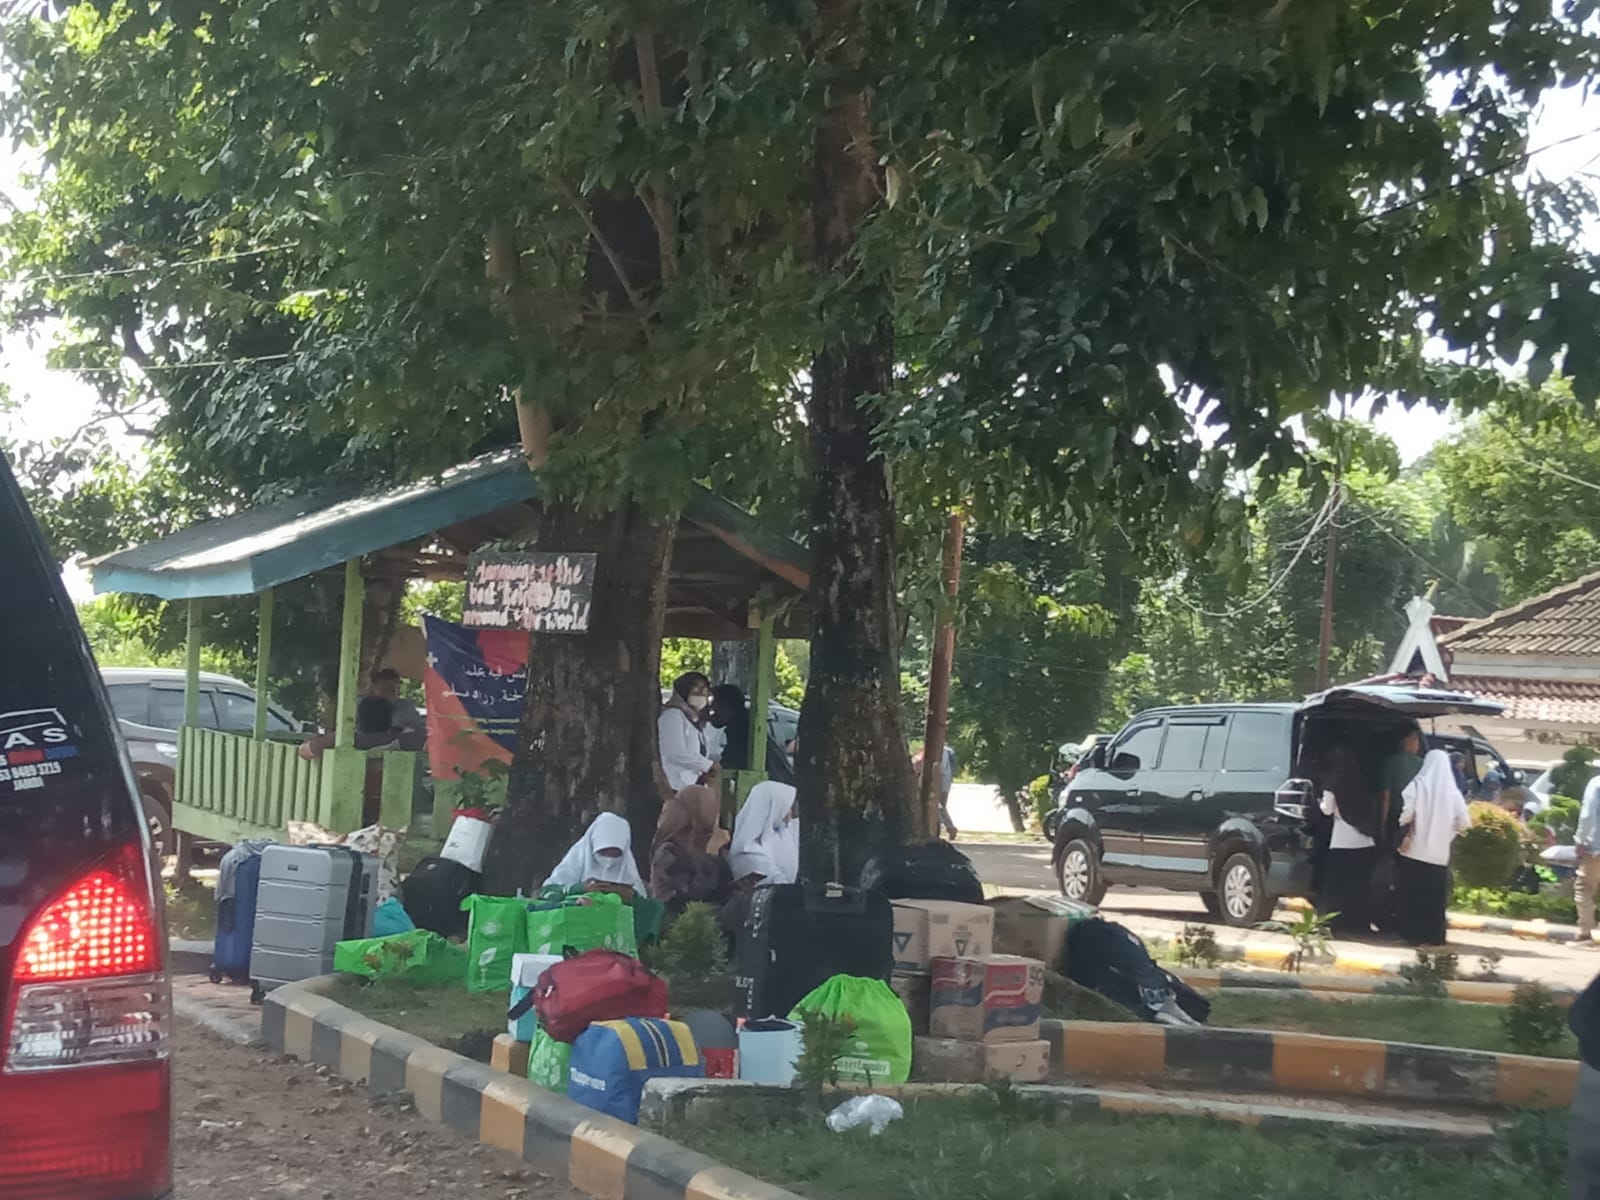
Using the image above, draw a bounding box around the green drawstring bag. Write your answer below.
[535,885,664,949]
[461,894,530,993]
[333,930,469,986]
[524,892,637,957]
[527,1025,573,1091]
[790,975,913,1086]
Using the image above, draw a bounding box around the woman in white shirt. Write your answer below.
[1395,748,1473,946]
[658,672,717,794]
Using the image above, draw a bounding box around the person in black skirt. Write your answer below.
[1315,745,1386,934]
[1393,748,1472,946]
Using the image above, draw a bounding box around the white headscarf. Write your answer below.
[1399,748,1473,866]
[544,812,647,891]
[729,781,800,884]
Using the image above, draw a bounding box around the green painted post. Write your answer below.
[738,607,777,808]
[183,598,203,728]
[253,588,275,741]
[334,559,364,750]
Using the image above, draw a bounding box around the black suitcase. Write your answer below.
[859,841,984,905]
[399,854,481,938]
[1064,918,1210,1024]
[735,882,893,1020]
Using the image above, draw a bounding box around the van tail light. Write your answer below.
[1,845,172,1200]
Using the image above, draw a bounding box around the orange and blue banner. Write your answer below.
[421,614,529,782]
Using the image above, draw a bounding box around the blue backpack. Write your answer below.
[566,1018,703,1123]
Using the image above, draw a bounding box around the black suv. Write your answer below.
[0,453,172,1198]
[1052,685,1504,926]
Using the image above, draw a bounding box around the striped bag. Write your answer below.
[566,1018,703,1123]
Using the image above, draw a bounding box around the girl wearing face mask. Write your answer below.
[659,671,719,796]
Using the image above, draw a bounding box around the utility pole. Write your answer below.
[1315,482,1342,691]
[919,510,965,840]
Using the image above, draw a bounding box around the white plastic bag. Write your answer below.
[440,814,493,872]
[825,1095,904,1136]
[1542,844,1579,865]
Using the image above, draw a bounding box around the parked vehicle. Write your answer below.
[0,453,172,1199]
[102,666,302,857]
[1044,733,1111,840]
[1051,685,1504,926]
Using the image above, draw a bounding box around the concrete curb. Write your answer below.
[640,1079,1493,1141]
[1449,912,1599,944]
[1178,968,1575,1006]
[173,993,262,1048]
[261,977,805,1200]
[1142,932,1397,977]
[1041,1018,1578,1109]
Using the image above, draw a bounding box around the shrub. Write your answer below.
[1453,885,1579,924]
[1399,950,1458,998]
[1454,802,1524,888]
[1174,923,1222,969]
[793,1007,856,1095]
[1503,982,1568,1056]
[1529,795,1581,846]
[1026,774,1053,831]
[655,903,728,982]
[1550,746,1596,804]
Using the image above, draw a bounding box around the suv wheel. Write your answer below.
[1216,851,1269,927]
[1057,837,1107,906]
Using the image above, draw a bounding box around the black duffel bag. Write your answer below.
[859,840,985,905]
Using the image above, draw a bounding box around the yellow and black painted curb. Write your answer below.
[1040,1019,1578,1108]
[261,978,803,1200]
[1177,968,1575,1006]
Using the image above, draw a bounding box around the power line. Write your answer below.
[33,351,293,375]
[1,242,299,289]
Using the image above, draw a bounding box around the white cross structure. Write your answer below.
[1387,594,1450,682]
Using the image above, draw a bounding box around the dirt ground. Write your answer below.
[172,1022,581,1200]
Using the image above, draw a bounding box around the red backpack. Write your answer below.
[533,949,669,1042]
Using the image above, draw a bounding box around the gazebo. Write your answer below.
[89,447,808,847]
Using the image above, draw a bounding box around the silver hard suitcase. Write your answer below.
[249,843,377,1001]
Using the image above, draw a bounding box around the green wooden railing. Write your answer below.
[173,726,417,844]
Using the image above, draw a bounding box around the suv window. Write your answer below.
[1110,720,1164,772]
[1158,722,1211,772]
[1221,711,1286,772]
[105,682,151,726]
[213,690,258,731]
[151,686,218,730]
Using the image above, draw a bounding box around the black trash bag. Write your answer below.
[1064,918,1210,1025]
[858,841,984,905]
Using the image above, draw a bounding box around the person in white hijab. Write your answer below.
[728,781,799,886]
[544,811,647,897]
[1394,747,1472,946]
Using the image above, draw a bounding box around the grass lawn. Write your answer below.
[677,1093,1570,1200]
[1207,993,1579,1059]
[329,976,508,1048]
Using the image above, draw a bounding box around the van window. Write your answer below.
[1110,720,1164,772]
[1158,722,1211,772]
[151,686,219,730]
[1221,712,1287,772]
[213,690,258,732]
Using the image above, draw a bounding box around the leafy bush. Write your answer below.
[655,902,728,982]
[1503,982,1568,1056]
[1551,747,1596,804]
[1529,795,1581,846]
[793,1007,856,1095]
[1175,923,1222,969]
[1454,802,1523,887]
[1452,885,1578,925]
[1255,909,1335,974]
[1398,950,1458,998]
[1026,774,1053,831]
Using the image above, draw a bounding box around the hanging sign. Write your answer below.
[463,551,596,633]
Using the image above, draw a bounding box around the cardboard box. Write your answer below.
[929,954,1044,1044]
[891,970,931,1036]
[912,1036,1051,1084]
[891,900,994,973]
[988,895,1096,971]
[491,1033,531,1077]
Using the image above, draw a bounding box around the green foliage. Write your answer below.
[658,639,805,711]
[1551,747,1597,806]
[1398,951,1459,999]
[1255,909,1334,974]
[1025,775,1053,832]
[453,761,510,813]
[1474,952,1504,983]
[404,580,465,625]
[1455,803,1525,889]
[1502,983,1569,1058]
[1529,796,1582,848]
[1452,886,1578,925]
[655,903,729,984]
[793,1008,856,1095]
[1174,924,1222,970]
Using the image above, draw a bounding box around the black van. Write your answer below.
[0,453,172,1198]
[1052,685,1504,926]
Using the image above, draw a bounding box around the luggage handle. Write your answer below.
[508,990,537,1021]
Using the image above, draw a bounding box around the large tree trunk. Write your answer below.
[483,502,675,893]
[795,0,923,886]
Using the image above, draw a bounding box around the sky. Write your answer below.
[2,75,1597,505]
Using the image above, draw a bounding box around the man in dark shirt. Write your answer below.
[1571,972,1600,1198]
[1378,727,1424,838]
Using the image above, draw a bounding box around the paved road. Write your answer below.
[171,1020,576,1200]
[961,838,1600,992]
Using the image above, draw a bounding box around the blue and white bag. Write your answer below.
[566,1018,703,1123]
